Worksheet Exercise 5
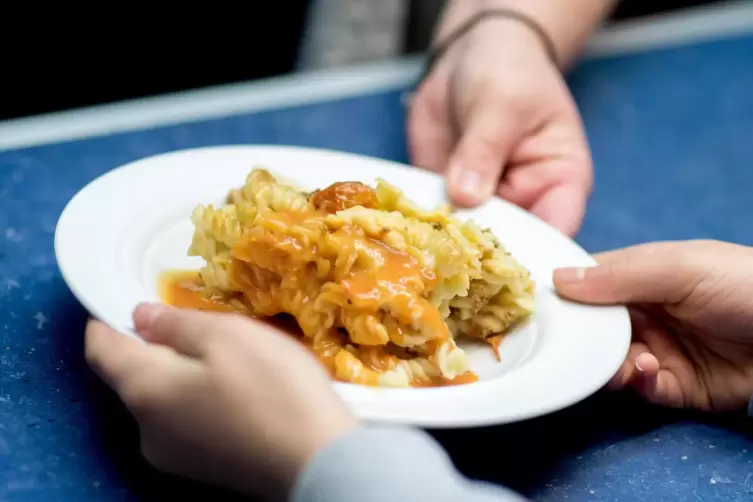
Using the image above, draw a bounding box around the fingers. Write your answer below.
[445,106,520,207]
[632,352,664,402]
[608,346,687,408]
[85,319,160,394]
[636,366,686,408]
[606,341,649,391]
[86,317,204,424]
[407,87,454,174]
[553,241,709,306]
[605,310,691,408]
[527,182,588,237]
[494,128,592,237]
[133,303,235,358]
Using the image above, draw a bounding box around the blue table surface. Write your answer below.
[1,34,753,501]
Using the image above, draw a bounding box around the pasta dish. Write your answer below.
[159,168,535,387]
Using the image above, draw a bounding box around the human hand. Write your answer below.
[554,240,753,412]
[85,304,358,500]
[408,17,592,237]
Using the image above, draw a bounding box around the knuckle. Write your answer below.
[681,239,731,276]
[646,241,716,272]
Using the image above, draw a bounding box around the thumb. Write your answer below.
[446,101,521,207]
[552,241,710,305]
[133,303,250,358]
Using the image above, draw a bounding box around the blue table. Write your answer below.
[2,5,753,501]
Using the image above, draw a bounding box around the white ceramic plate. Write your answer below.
[55,145,630,428]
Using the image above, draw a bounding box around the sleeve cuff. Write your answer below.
[289,425,527,502]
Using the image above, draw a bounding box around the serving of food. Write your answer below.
[55,145,630,426]
[159,168,536,388]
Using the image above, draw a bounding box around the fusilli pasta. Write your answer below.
[161,168,535,387]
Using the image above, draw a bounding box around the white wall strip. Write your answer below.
[588,0,753,58]
[0,57,423,153]
[0,1,751,153]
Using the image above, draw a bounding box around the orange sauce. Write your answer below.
[158,270,303,335]
[487,334,503,362]
[338,230,448,344]
[230,210,323,274]
[157,270,239,313]
[159,269,479,388]
[158,180,478,388]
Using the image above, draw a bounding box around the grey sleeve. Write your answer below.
[289,426,528,502]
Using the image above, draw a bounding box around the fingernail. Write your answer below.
[553,267,587,284]
[133,303,166,332]
[457,169,481,198]
[634,355,644,372]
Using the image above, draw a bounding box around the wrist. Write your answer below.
[437,0,615,68]
[466,12,557,66]
[427,6,558,81]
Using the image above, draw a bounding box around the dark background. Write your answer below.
[0,0,724,121]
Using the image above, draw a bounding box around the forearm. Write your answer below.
[436,0,618,67]
[290,426,527,502]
